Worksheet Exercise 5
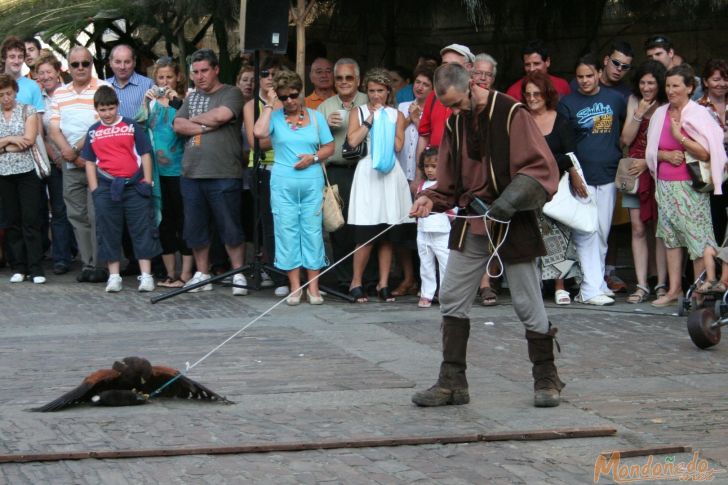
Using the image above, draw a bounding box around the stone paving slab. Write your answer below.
[0,272,726,483]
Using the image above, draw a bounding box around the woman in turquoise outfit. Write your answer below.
[253,70,335,305]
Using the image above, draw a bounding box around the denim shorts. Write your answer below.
[181,177,244,248]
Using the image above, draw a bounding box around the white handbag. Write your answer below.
[542,153,598,234]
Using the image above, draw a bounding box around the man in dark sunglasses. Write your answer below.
[48,46,113,284]
[567,41,634,101]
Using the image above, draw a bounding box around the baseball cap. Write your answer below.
[440,44,475,63]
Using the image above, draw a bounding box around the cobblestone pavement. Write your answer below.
[0,269,726,484]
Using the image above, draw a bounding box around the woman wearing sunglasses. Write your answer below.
[253,70,335,305]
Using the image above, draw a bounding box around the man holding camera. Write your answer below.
[409,63,565,408]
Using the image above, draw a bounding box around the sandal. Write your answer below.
[392,281,419,297]
[158,277,185,288]
[349,286,368,303]
[627,284,650,304]
[554,289,571,305]
[479,286,497,306]
[654,284,667,298]
[377,286,396,302]
[696,280,717,294]
[712,281,728,293]
[418,298,432,308]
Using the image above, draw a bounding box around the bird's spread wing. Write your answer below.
[32,369,122,412]
[148,366,233,403]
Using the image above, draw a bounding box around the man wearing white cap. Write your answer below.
[416,43,474,160]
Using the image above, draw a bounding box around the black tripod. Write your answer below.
[151,50,352,304]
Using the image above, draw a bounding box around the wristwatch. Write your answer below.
[312,154,319,163]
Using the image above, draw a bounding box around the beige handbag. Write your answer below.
[321,163,345,232]
[615,157,639,194]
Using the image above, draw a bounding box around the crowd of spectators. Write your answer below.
[1,32,727,310]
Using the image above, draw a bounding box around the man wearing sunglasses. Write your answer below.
[49,46,111,283]
[567,41,634,101]
[317,58,369,289]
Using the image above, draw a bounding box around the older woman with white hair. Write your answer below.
[347,68,414,303]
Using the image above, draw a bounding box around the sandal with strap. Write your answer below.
[377,286,396,302]
[479,286,498,306]
[349,286,368,303]
[627,284,650,304]
[654,284,667,298]
[696,280,717,294]
[392,281,419,297]
[554,289,571,305]
[712,281,728,293]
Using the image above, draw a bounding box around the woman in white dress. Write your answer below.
[346,68,414,302]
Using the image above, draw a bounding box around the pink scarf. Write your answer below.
[645,100,727,195]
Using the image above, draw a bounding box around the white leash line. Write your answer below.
[151,214,413,397]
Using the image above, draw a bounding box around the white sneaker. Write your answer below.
[274,285,290,297]
[232,273,248,296]
[32,276,46,284]
[260,271,275,288]
[575,292,614,306]
[137,274,155,292]
[184,271,212,292]
[9,273,25,283]
[603,288,616,298]
[106,275,123,293]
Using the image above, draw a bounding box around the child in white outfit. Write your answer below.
[416,147,453,308]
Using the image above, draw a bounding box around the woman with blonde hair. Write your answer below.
[346,68,414,303]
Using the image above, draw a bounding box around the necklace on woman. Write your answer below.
[286,109,305,131]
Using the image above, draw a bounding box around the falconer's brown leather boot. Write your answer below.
[412,316,470,406]
[526,324,565,407]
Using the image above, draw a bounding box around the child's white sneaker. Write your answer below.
[137,274,155,292]
[106,274,122,293]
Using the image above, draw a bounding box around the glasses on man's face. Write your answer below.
[609,58,632,71]
[524,91,542,99]
[335,75,356,83]
[260,70,271,78]
[472,71,494,79]
[277,92,299,102]
[70,61,91,69]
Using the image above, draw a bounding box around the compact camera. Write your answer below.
[153,86,168,97]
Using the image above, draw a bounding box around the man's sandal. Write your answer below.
[653,284,667,298]
[627,284,650,304]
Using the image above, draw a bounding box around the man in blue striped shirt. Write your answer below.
[107,44,153,119]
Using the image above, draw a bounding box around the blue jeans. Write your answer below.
[92,180,161,262]
[47,165,76,266]
[181,177,244,249]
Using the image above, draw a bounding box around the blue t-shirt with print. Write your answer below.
[269,108,333,178]
[557,88,626,186]
[147,102,184,177]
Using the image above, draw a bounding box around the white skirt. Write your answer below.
[348,155,415,226]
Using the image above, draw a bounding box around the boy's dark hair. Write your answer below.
[93,85,119,108]
[418,146,438,171]
[609,40,634,59]
[23,37,41,51]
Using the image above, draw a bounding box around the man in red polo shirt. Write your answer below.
[506,39,570,101]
